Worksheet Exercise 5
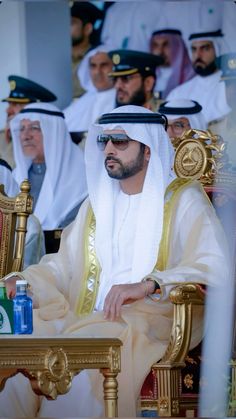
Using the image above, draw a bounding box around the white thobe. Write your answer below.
[96,191,141,310]
[0,181,229,418]
[167,71,231,124]
[64,88,116,133]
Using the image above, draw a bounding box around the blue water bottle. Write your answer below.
[13,279,33,334]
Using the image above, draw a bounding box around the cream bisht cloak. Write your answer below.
[5,106,229,417]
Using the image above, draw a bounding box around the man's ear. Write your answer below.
[84,22,93,38]
[144,76,155,93]
[144,145,151,162]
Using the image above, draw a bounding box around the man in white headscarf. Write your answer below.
[167,29,231,125]
[10,103,87,251]
[2,105,228,417]
[63,45,116,144]
[159,99,207,141]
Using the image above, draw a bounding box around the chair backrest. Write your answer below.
[173,128,236,248]
[0,179,33,278]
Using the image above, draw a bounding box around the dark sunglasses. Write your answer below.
[96,133,133,151]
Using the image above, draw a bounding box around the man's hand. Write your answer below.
[103,281,155,321]
[4,276,19,299]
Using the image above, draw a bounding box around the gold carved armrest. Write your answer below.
[154,283,205,369]
[152,283,205,417]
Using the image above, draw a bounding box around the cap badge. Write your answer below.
[10,80,16,91]
[112,54,120,65]
[228,58,236,70]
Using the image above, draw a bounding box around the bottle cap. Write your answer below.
[0,282,5,287]
[16,279,28,285]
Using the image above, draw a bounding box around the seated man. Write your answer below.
[167,29,231,125]
[10,102,88,250]
[109,49,163,111]
[149,29,194,99]
[0,74,57,168]
[0,160,45,268]
[2,106,228,417]
[70,2,104,98]
[159,98,207,141]
[64,44,116,144]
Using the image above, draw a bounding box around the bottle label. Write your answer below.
[0,301,14,334]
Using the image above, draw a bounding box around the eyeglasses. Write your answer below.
[96,133,132,151]
[167,121,191,135]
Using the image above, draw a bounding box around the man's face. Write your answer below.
[19,118,44,163]
[6,102,25,122]
[150,35,171,66]
[101,129,149,180]
[71,16,85,46]
[167,117,191,139]
[89,52,114,91]
[114,73,147,106]
[191,40,217,75]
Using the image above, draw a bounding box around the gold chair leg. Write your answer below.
[102,369,118,417]
[156,366,181,416]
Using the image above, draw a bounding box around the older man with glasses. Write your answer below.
[159,98,207,142]
[2,105,228,418]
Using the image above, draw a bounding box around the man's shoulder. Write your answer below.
[165,178,207,207]
[167,76,198,99]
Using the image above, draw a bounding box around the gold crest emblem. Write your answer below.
[112,54,120,65]
[228,58,236,70]
[10,80,16,91]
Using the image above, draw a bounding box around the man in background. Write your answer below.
[0,75,56,167]
[167,29,231,125]
[108,49,163,111]
[64,45,115,145]
[149,29,194,99]
[70,1,103,98]
[159,98,207,142]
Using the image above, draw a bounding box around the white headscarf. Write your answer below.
[160,99,207,130]
[188,31,228,59]
[85,105,174,282]
[77,44,114,93]
[0,163,19,197]
[10,102,88,230]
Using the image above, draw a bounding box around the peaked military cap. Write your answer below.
[218,53,236,81]
[108,49,163,77]
[2,75,57,103]
[70,2,103,24]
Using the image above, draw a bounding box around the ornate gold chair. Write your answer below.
[140,129,236,417]
[0,179,33,278]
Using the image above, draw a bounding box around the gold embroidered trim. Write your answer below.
[75,205,100,316]
[155,178,193,271]
[77,179,193,315]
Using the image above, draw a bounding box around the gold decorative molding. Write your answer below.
[0,179,33,278]
[0,336,122,417]
[173,129,226,185]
